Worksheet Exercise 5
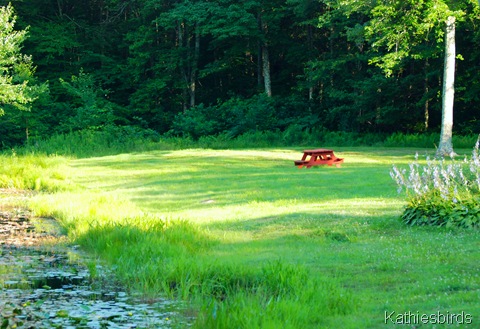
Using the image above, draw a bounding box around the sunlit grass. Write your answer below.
[0,153,73,192]
[24,147,480,328]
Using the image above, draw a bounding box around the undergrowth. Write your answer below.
[16,126,480,158]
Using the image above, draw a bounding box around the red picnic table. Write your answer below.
[294,149,344,168]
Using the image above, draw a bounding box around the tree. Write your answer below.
[362,0,478,155]
[437,15,456,156]
[0,4,43,116]
[60,69,115,131]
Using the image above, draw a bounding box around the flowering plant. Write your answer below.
[390,139,480,228]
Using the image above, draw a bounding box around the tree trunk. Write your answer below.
[257,43,262,88]
[424,59,430,131]
[262,45,272,97]
[307,25,314,100]
[178,21,188,112]
[25,116,29,141]
[436,15,456,157]
[189,23,200,108]
[257,12,272,97]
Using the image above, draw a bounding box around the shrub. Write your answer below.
[171,95,287,139]
[171,104,222,139]
[390,141,480,228]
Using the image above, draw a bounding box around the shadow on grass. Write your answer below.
[71,157,403,216]
[72,210,480,329]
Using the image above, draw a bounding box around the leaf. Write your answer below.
[80,304,91,311]
[56,309,69,318]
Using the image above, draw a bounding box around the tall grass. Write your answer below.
[27,189,354,328]
[195,262,352,329]
[0,152,72,192]
[20,126,169,158]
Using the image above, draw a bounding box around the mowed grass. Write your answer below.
[29,147,480,328]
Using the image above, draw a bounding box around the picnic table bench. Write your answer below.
[294,149,344,168]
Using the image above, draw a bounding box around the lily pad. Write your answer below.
[1,204,193,328]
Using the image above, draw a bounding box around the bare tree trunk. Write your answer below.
[437,16,456,157]
[257,12,272,97]
[57,0,63,16]
[262,45,272,97]
[25,116,29,141]
[177,21,200,110]
[178,21,188,112]
[256,13,262,89]
[307,25,314,100]
[424,59,430,131]
[189,23,200,108]
[257,43,262,88]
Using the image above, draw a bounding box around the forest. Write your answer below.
[1,0,480,148]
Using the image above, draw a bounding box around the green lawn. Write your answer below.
[29,147,480,328]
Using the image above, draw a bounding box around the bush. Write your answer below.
[171,95,279,139]
[391,140,480,228]
[171,104,222,139]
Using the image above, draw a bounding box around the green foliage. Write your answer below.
[363,0,466,76]
[0,152,71,192]
[391,140,480,228]
[384,133,479,148]
[171,104,220,139]
[0,4,45,115]
[2,0,480,150]
[171,95,279,139]
[22,125,161,158]
[194,263,352,329]
[59,70,115,131]
[20,126,480,159]
[403,191,480,228]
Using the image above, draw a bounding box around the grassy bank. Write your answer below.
[2,147,479,328]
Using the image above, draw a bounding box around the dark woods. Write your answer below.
[1,0,479,148]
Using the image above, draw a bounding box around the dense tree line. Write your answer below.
[0,0,479,148]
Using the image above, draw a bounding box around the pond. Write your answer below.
[1,194,192,329]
